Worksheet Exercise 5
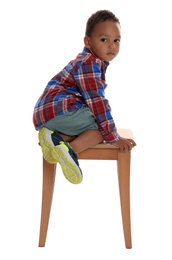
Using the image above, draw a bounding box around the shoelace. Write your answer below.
[51,131,80,168]
[51,131,64,145]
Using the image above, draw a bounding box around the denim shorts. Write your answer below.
[44,106,98,136]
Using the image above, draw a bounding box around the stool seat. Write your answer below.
[38,129,134,249]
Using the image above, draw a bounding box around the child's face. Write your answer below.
[84,21,121,62]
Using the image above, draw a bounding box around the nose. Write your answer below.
[109,41,116,49]
[109,42,120,54]
[108,42,115,50]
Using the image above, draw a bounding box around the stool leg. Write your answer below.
[117,151,132,249]
[38,158,56,247]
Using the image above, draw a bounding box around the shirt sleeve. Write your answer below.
[74,59,120,143]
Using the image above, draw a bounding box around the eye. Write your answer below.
[114,39,121,43]
[100,38,107,43]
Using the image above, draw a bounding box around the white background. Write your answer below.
[1,0,172,259]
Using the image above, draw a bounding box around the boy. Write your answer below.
[33,10,136,184]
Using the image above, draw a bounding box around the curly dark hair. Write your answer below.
[85,10,120,37]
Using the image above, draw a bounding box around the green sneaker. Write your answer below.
[38,127,83,184]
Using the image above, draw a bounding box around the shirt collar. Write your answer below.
[83,47,109,67]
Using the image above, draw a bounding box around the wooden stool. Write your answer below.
[38,129,134,249]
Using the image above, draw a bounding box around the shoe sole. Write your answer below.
[54,145,83,184]
[38,128,56,163]
[39,128,82,184]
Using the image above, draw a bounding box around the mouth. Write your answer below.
[107,52,115,56]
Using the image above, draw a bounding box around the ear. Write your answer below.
[84,36,91,48]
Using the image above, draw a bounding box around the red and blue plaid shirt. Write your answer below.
[33,47,120,142]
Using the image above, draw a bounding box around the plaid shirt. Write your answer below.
[33,47,120,142]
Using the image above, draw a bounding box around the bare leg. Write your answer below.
[59,133,77,142]
[60,130,103,153]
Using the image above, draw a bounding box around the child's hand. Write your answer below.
[112,137,136,152]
